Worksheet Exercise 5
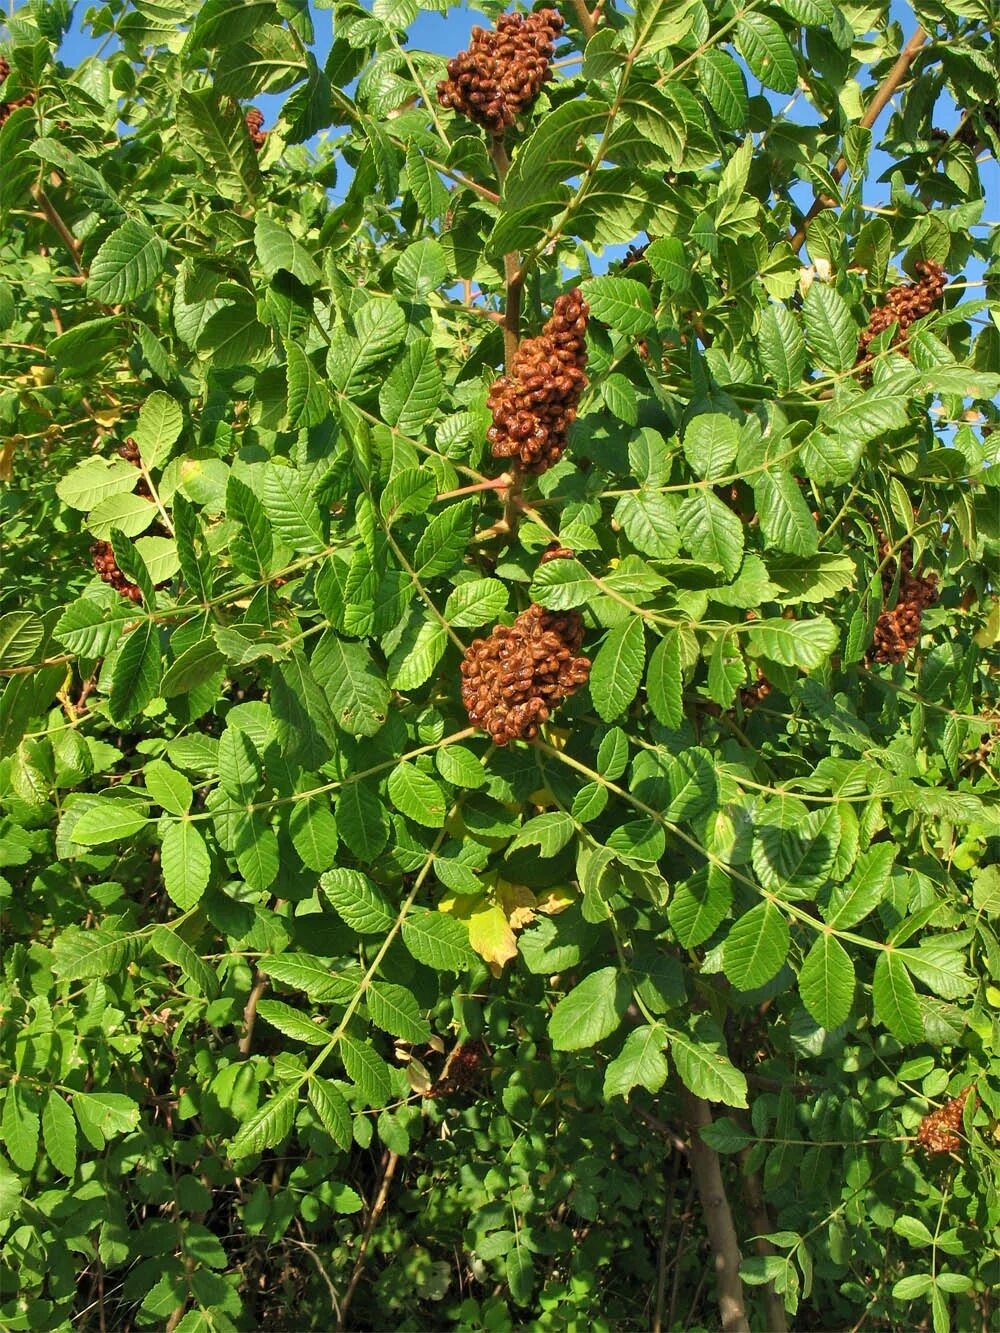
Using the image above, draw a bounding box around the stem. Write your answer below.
[788,25,928,252]
[238,970,268,1057]
[435,474,511,502]
[737,1131,788,1333]
[34,188,83,273]
[571,0,598,42]
[337,1150,400,1329]
[489,138,522,369]
[680,1086,750,1333]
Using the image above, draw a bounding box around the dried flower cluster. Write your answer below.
[916,1087,976,1155]
[461,603,590,744]
[857,259,946,365]
[118,437,152,497]
[436,8,563,136]
[245,107,266,151]
[739,668,772,711]
[622,241,650,268]
[427,1041,487,1100]
[487,289,589,473]
[871,531,938,665]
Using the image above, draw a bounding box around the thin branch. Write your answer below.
[737,1127,788,1333]
[337,1150,400,1329]
[34,187,84,273]
[788,25,929,253]
[652,1148,683,1333]
[488,138,521,368]
[680,1085,750,1333]
[238,970,268,1058]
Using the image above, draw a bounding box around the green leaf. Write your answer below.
[698,50,748,130]
[261,463,324,555]
[257,999,329,1045]
[321,868,395,933]
[508,812,576,857]
[669,1017,748,1107]
[590,619,646,722]
[3,1085,39,1171]
[405,142,450,223]
[262,954,360,1004]
[134,391,183,469]
[341,1035,392,1105]
[682,414,739,481]
[41,1091,77,1178]
[614,491,679,558]
[678,491,744,579]
[161,637,225,697]
[234,813,279,890]
[144,760,193,815]
[972,865,1000,916]
[87,491,158,540]
[227,475,273,580]
[401,909,475,971]
[379,337,443,436]
[803,283,858,373]
[197,296,269,368]
[798,933,854,1029]
[824,843,895,927]
[646,632,684,730]
[308,1077,353,1151]
[394,237,447,302]
[150,924,220,999]
[335,780,390,861]
[745,617,838,670]
[51,926,144,981]
[580,276,654,337]
[0,612,43,668]
[669,868,732,948]
[530,557,593,609]
[56,457,138,511]
[312,633,390,737]
[70,799,151,845]
[367,980,432,1043]
[872,951,924,1043]
[176,89,262,202]
[387,763,448,827]
[230,1083,298,1158]
[109,622,161,723]
[549,967,630,1051]
[72,1092,140,1148]
[753,467,819,555]
[444,578,509,628]
[285,343,330,430]
[603,1023,669,1100]
[379,468,436,526]
[289,797,339,872]
[758,303,806,391]
[737,13,798,93]
[254,216,322,286]
[414,500,475,579]
[0,1160,21,1224]
[88,219,167,304]
[723,901,790,990]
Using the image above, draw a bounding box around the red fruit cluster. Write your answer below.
[436,8,563,136]
[916,1087,977,1155]
[91,541,142,603]
[487,289,589,474]
[857,259,946,365]
[245,107,266,151]
[461,603,590,745]
[871,532,938,665]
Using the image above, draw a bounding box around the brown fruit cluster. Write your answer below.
[427,1041,487,1100]
[871,532,938,665]
[857,259,946,365]
[91,541,142,604]
[245,107,266,151]
[487,289,589,474]
[461,603,590,745]
[436,9,563,136]
[118,437,152,498]
[739,668,771,711]
[622,241,650,269]
[916,1087,977,1156]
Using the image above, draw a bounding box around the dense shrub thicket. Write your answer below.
[1,0,999,1328]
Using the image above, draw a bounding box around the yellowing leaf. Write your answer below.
[497,882,537,930]
[467,902,518,973]
[534,885,576,916]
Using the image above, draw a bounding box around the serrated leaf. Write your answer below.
[88,219,167,304]
[590,619,645,722]
[646,632,683,730]
[798,933,854,1029]
[3,1085,39,1172]
[257,999,329,1045]
[134,391,183,469]
[402,909,475,971]
[335,780,389,861]
[758,303,806,391]
[150,924,220,999]
[367,980,431,1043]
[678,491,744,579]
[669,1018,748,1107]
[56,457,138,511]
[144,760,193,815]
[230,1083,298,1158]
[109,621,161,723]
[603,1024,669,1100]
[669,868,732,948]
[0,612,43,668]
[580,276,654,336]
[308,1077,352,1150]
[379,337,442,436]
[753,467,819,556]
[254,216,322,286]
[549,967,630,1051]
[42,1091,77,1178]
[320,868,395,933]
[70,800,152,845]
[873,951,923,1043]
[444,578,508,628]
[509,812,576,857]
[387,762,447,827]
[341,1035,392,1105]
[803,283,858,373]
[737,13,798,93]
[723,901,790,990]
[745,617,838,670]
[824,843,894,927]
[262,954,360,1004]
[311,633,390,737]
[682,414,739,481]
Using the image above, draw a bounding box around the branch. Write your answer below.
[238,970,268,1057]
[737,1139,788,1333]
[788,25,928,253]
[337,1150,399,1329]
[488,138,521,369]
[34,187,84,273]
[570,0,598,43]
[680,1086,750,1333]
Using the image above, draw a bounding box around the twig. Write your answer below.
[680,1086,750,1333]
[788,26,928,253]
[488,138,522,369]
[337,1150,400,1329]
[737,1134,788,1333]
[652,1149,683,1333]
[238,970,268,1058]
[635,1104,689,1154]
[435,475,511,502]
[291,1220,342,1323]
[35,188,84,273]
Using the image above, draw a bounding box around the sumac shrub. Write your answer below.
[0,1,999,1330]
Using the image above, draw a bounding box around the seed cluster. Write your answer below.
[622,241,650,269]
[871,532,938,665]
[739,668,772,711]
[436,9,563,136]
[487,289,589,474]
[0,57,36,128]
[857,259,946,365]
[916,1087,976,1156]
[245,107,266,152]
[461,603,590,744]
